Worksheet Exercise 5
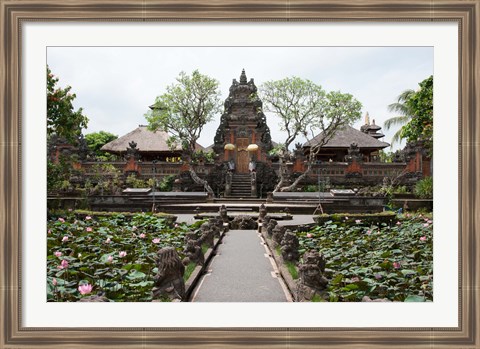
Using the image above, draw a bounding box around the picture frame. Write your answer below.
[1,1,478,348]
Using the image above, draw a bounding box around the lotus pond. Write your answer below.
[47,211,195,302]
[296,213,433,302]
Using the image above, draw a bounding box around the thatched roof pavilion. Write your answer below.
[101,125,204,161]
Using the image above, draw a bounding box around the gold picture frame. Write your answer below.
[1,1,479,348]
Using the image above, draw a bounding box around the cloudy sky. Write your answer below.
[47,46,432,151]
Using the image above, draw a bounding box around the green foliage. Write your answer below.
[191,150,215,164]
[47,66,89,144]
[47,212,192,302]
[414,176,433,198]
[47,159,71,192]
[299,213,433,302]
[379,150,393,163]
[158,175,176,192]
[303,185,319,192]
[285,261,299,280]
[184,262,197,282]
[314,212,397,226]
[384,89,415,146]
[125,175,148,188]
[401,76,433,155]
[84,131,118,159]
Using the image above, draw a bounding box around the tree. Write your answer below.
[85,131,118,159]
[384,76,433,154]
[145,70,222,194]
[401,76,433,156]
[47,66,89,144]
[259,77,362,192]
[384,89,415,146]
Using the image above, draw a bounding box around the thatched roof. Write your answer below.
[304,125,389,149]
[101,125,204,153]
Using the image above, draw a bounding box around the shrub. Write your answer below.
[414,176,433,198]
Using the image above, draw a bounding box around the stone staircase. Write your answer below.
[230,173,252,197]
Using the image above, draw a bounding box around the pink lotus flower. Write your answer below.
[393,261,401,269]
[152,238,160,244]
[105,237,111,244]
[306,233,312,238]
[52,278,57,286]
[62,236,68,242]
[58,218,65,223]
[48,229,51,234]
[427,220,433,224]
[58,259,69,269]
[107,255,113,263]
[424,218,429,222]
[54,251,62,257]
[85,216,92,220]
[345,216,349,220]
[374,274,383,280]
[119,251,127,258]
[423,223,429,227]
[139,233,146,239]
[86,227,93,232]
[351,276,360,282]
[396,221,401,225]
[420,236,427,241]
[78,283,93,295]
[174,224,179,228]
[366,230,372,235]
[355,219,361,224]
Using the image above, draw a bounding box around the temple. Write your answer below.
[54,70,431,198]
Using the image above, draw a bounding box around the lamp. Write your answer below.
[247,144,259,152]
[224,143,235,151]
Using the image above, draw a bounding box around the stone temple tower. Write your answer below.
[213,69,273,173]
[210,69,276,197]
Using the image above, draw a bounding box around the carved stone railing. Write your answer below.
[251,171,257,197]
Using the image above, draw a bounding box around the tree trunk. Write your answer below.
[189,167,214,195]
[279,162,313,192]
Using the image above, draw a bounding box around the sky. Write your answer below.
[47,46,433,151]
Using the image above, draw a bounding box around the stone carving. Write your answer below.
[219,204,229,223]
[258,204,267,222]
[198,222,215,247]
[230,215,257,230]
[152,247,185,301]
[78,292,110,302]
[266,218,278,238]
[272,224,286,245]
[296,250,328,302]
[344,142,362,162]
[182,238,204,266]
[208,218,222,238]
[280,230,300,262]
[125,140,140,160]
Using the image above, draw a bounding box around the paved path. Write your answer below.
[191,229,291,302]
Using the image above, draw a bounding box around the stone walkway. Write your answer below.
[191,229,291,302]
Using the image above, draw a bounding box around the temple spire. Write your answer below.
[365,112,370,125]
[240,69,247,84]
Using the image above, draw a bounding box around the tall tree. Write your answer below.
[84,131,118,159]
[384,89,415,146]
[259,77,362,192]
[47,66,88,144]
[145,70,222,195]
[401,75,433,155]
